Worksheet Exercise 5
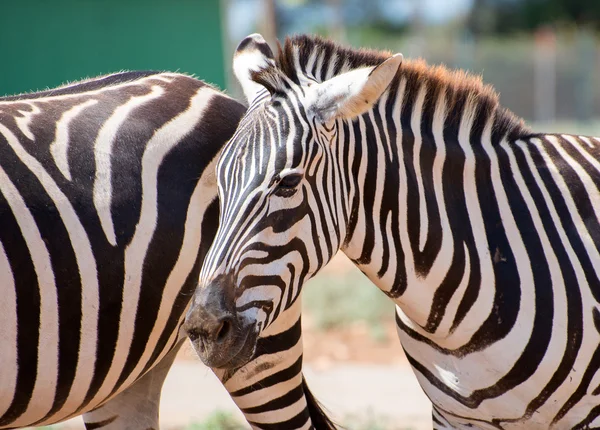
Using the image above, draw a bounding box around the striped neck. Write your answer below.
[337,60,531,338]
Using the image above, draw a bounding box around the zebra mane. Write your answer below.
[251,34,390,93]
[251,34,530,139]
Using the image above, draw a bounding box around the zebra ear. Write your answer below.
[233,33,275,104]
[306,54,403,123]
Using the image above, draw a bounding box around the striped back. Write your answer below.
[0,72,246,427]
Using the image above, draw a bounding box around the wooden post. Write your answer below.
[575,29,595,122]
[260,0,278,45]
[328,0,346,43]
[533,27,557,124]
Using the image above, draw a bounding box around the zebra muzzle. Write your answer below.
[183,274,257,369]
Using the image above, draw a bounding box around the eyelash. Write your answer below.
[273,173,303,197]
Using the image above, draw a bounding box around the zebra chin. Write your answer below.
[183,274,259,369]
[187,321,258,370]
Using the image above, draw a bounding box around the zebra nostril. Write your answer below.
[187,328,201,343]
[215,319,231,343]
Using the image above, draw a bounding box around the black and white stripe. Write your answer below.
[0,71,330,430]
[193,33,600,429]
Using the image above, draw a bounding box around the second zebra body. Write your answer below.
[187,34,600,429]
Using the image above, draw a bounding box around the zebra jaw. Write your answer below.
[183,274,259,369]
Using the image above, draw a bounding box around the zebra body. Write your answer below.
[188,33,600,429]
[0,72,330,429]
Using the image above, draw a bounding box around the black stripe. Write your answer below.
[112,78,211,389]
[449,103,487,332]
[0,187,39,427]
[425,90,467,332]
[85,415,118,429]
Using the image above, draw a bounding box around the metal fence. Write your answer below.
[346,29,600,123]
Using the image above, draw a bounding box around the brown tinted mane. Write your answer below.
[252,35,529,139]
[400,59,529,138]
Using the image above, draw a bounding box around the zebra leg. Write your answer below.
[82,341,183,430]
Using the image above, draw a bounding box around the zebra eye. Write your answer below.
[274,173,303,197]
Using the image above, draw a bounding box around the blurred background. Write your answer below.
[4,1,599,429]
[227,0,600,132]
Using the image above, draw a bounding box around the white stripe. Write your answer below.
[552,135,600,258]
[90,86,217,405]
[240,376,305,422]
[15,103,41,141]
[93,85,164,246]
[121,155,219,387]
[0,74,169,105]
[446,115,495,346]
[563,135,600,186]
[396,88,454,330]
[303,49,319,81]
[0,240,18,418]
[347,78,405,280]
[0,160,58,424]
[314,50,326,81]
[0,123,100,423]
[579,136,594,148]
[397,136,539,419]
[436,242,471,338]
[225,300,304,422]
[344,116,369,260]
[411,85,429,251]
[512,138,592,421]
[324,53,338,80]
[365,96,388,274]
[50,99,99,181]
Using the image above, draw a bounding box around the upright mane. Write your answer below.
[252,34,530,140]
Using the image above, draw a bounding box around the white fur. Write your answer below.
[233,33,275,104]
[305,54,403,122]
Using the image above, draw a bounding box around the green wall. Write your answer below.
[0,0,226,96]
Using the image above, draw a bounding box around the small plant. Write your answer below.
[183,410,246,430]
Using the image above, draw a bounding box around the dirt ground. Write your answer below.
[54,254,428,430]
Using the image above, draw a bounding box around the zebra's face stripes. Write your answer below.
[187,93,328,369]
[185,33,402,369]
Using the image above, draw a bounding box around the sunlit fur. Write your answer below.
[202,34,600,429]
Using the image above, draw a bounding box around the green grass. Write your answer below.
[182,411,246,430]
[303,264,394,337]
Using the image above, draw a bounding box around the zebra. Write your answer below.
[185,32,600,429]
[0,71,333,430]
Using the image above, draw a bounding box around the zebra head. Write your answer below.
[185,34,402,369]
